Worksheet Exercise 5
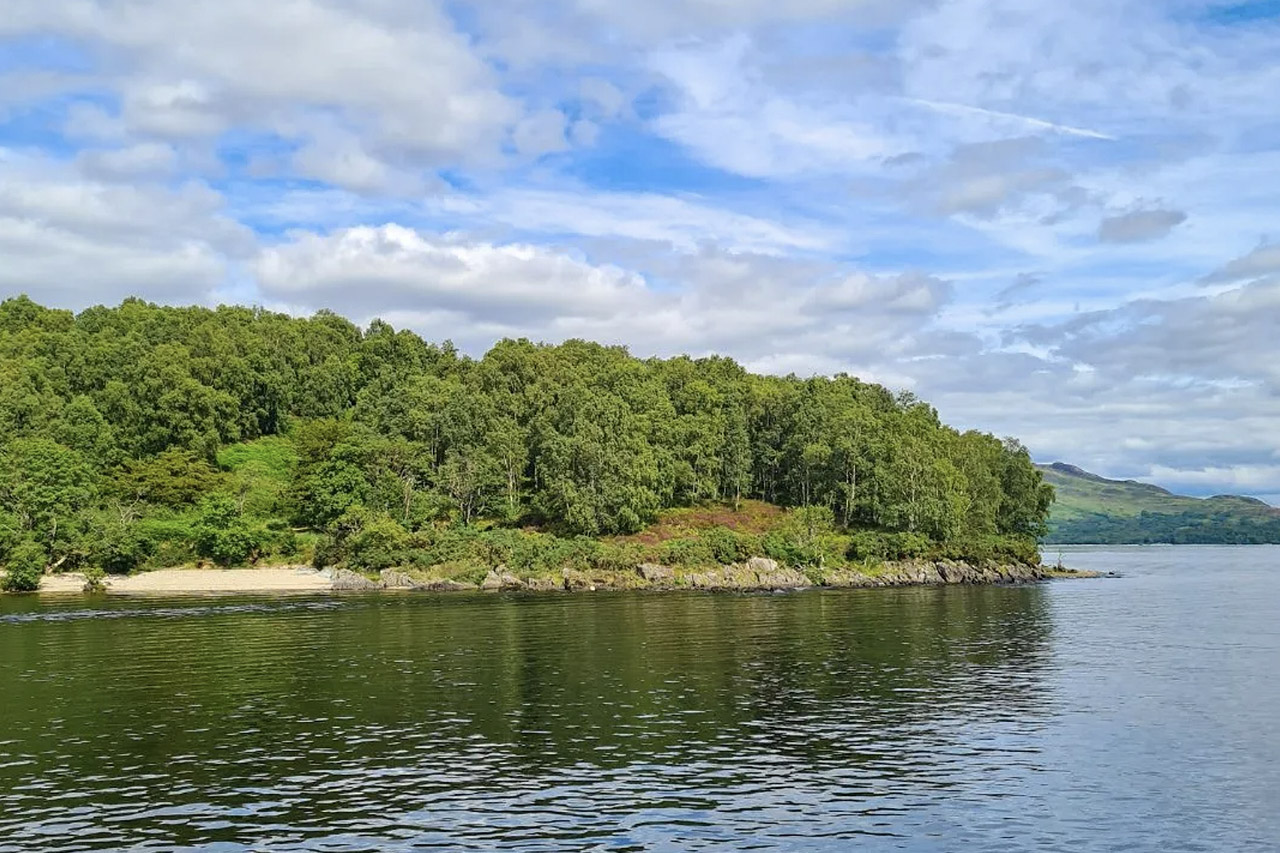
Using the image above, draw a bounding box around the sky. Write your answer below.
[2,1,1279,502]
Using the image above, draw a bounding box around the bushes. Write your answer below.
[345,515,409,571]
[92,522,156,574]
[844,530,1038,565]
[299,500,1044,580]
[82,565,107,593]
[931,534,1040,566]
[194,497,265,567]
[702,526,750,564]
[2,540,46,592]
[846,531,930,562]
[657,536,715,567]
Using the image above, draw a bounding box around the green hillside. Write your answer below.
[1039,463,1280,544]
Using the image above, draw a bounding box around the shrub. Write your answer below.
[847,531,931,562]
[92,523,156,575]
[932,534,1040,566]
[194,498,263,567]
[196,523,262,567]
[346,515,409,571]
[312,534,344,569]
[658,537,716,567]
[701,526,746,564]
[435,559,489,586]
[258,526,299,561]
[2,540,47,592]
[82,565,107,593]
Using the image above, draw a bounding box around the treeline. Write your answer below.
[0,296,1052,589]
[1046,511,1280,545]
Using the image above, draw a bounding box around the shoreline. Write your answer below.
[24,558,1102,596]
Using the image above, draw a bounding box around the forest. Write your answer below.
[0,296,1053,591]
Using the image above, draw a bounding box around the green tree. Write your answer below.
[194,497,262,567]
[0,439,97,555]
[1,539,46,592]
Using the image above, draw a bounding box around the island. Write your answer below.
[0,296,1072,594]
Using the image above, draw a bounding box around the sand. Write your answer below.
[37,566,334,594]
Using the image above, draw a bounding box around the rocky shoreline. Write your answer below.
[21,558,1099,595]
[331,557,1099,593]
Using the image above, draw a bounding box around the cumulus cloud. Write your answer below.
[253,228,956,378]
[1097,208,1188,243]
[0,152,246,304]
[3,0,519,169]
[900,137,1086,220]
[256,225,651,327]
[1202,241,1280,283]
[75,142,178,180]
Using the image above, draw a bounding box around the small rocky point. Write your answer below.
[325,558,1058,594]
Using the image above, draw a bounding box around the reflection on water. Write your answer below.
[2,548,1278,851]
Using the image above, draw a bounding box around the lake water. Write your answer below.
[2,546,1278,851]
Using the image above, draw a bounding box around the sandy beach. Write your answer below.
[37,566,334,594]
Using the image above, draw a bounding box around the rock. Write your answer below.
[754,565,811,590]
[562,569,594,590]
[480,568,525,591]
[422,578,475,591]
[524,576,560,591]
[746,557,780,575]
[637,563,674,583]
[380,569,417,589]
[330,569,382,591]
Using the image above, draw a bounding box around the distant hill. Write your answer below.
[1038,462,1280,544]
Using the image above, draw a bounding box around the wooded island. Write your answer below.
[0,296,1053,592]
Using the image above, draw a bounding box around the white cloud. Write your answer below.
[512,110,571,157]
[4,0,520,166]
[648,37,900,178]
[75,142,178,180]
[256,225,651,327]
[430,187,839,254]
[0,150,248,305]
[1203,241,1280,284]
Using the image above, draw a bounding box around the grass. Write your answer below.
[216,436,299,519]
[217,436,299,485]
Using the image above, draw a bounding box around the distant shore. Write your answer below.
[24,558,1101,595]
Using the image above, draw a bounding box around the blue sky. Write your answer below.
[2,0,1279,501]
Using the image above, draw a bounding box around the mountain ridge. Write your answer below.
[1038,462,1280,544]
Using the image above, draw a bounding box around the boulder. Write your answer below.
[562,569,594,590]
[422,578,475,592]
[330,569,382,591]
[380,569,417,589]
[753,565,811,590]
[746,557,779,575]
[524,576,560,591]
[637,563,674,583]
[481,568,525,591]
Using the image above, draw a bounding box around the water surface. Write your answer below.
[2,546,1277,851]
